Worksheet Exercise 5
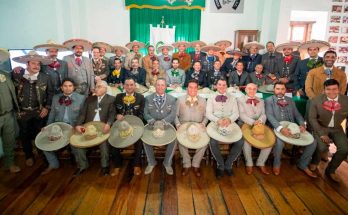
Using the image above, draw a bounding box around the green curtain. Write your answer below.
[130,8,201,52]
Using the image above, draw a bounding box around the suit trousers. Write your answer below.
[110,140,143,167]
[43,151,59,169]
[311,130,348,174]
[143,141,177,167]
[178,144,207,168]
[243,141,272,167]
[71,142,109,169]
[209,138,243,171]
[0,112,17,167]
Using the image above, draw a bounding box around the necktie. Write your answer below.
[214,70,220,76]
[246,98,259,106]
[215,95,227,103]
[49,60,60,70]
[250,54,256,60]
[325,69,332,79]
[194,53,200,61]
[171,69,179,77]
[112,69,121,77]
[75,57,82,66]
[156,95,164,107]
[323,100,341,112]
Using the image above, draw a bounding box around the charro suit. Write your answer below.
[172,52,191,72]
[189,51,206,64]
[124,68,146,86]
[229,70,249,87]
[142,55,158,71]
[158,55,172,72]
[184,69,207,88]
[124,52,143,71]
[274,55,299,90]
[242,54,262,73]
[41,59,69,94]
[294,57,323,91]
[261,51,282,74]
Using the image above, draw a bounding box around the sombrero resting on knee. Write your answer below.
[70,121,110,148]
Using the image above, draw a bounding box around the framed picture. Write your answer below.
[340,36,348,43]
[337,56,347,63]
[329,26,340,33]
[329,36,339,43]
[330,16,341,23]
[234,30,260,51]
[343,16,348,23]
[332,5,343,12]
[338,46,348,53]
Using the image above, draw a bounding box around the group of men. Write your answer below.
[0,37,347,183]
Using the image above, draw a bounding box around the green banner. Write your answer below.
[125,0,205,10]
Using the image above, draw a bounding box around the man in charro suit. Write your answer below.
[124,40,145,71]
[261,41,282,75]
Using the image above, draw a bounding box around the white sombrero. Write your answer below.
[207,121,242,143]
[33,40,68,52]
[125,40,146,50]
[258,84,274,94]
[243,41,265,50]
[226,47,247,56]
[177,122,210,149]
[108,115,144,148]
[70,121,110,148]
[274,121,314,146]
[12,50,53,65]
[214,40,232,48]
[0,48,10,63]
[63,38,93,51]
[93,42,113,53]
[141,121,177,146]
[275,42,301,52]
[172,41,190,49]
[112,45,129,54]
[201,45,222,53]
[190,40,207,48]
[298,40,330,52]
[35,122,73,151]
[157,44,174,53]
[135,84,148,94]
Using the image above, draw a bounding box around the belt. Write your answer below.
[21,107,39,111]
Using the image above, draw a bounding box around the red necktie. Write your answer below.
[215,95,227,103]
[322,100,341,112]
[75,58,82,66]
[49,61,60,70]
[246,98,259,106]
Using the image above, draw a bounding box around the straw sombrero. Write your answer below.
[93,42,113,53]
[298,40,330,52]
[243,41,265,50]
[190,40,207,48]
[201,45,221,53]
[274,121,314,146]
[258,84,274,94]
[214,40,232,48]
[112,45,129,54]
[207,121,242,143]
[125,40,146,50]
[63,38,93,51]
[70,121,110,148]
[12,50,53,65]
[275,42,301,52]
[242,124,276,149]
[33,40,68,52]
[35,122,73,151]
[157,44,174,53]
[107,85,122,97]
[177,122,210,149]
[141,121,177,146]
[226,47,247,56]
[0,48,10,63]
[108,115,144,148]
[172,41,190,49]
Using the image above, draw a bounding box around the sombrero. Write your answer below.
[135,84,148,94]
[172,41,190,49]
[107,85,122,97]
[207,121,242,143]
[177,122,210,149]
[125,40,146,50]
[258,84,274,94]
[298,40,330,52]
[70,121,110,148]
[242,124,276,149]
[243,41,265,50]
[63,38,93,51]
[275,42,301,52]
[33,40,68,52]
[35,122,73,151]
[157,44,174,53]
[201,45,221,53]
[274,121,314,146]
[93,42,113,53]
[112,45,129,54]
[141,121,177,146]
[226,47,247,56]
[12,50,53,65]
[190,40,207,48]
[108,115,144,148]
[0,48,10,63]
[214,40,232,48]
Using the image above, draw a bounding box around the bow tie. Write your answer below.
[246,98,259,106]
[75,57,82,66]
[178,53,185,58]
[215,95,227,103]
[255,73,263,79]
[171,70,179,77]
[49,61,60,70]
[194,54,200,61]
[277,98,289,107]
[164,56,170,62]
[284,55,293,64]
[152,69,159,76]
[186,96,198,106]
[150,56,157,61]
[59,95,72,106]
[322,100,341,112]
[250,54,256,60]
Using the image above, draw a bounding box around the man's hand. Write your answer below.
[116,114,124,121]
[13,66,23,74]
[103,124,111,134]
[75,126,85,134]
[320,135,332,145]
[39,108,49,118]
[280,127,292,137]
[299,125,306,133]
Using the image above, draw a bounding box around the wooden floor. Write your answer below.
[1,153,348,215]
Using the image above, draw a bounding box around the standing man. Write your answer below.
[189,40,207,63]
[34,40,69,95]
[184,61,207,88]
[229,61,249,87]
[222,48,245,78]
[143,78,177,175]
[175,79,208,176]
[157,44,173,72]
[242,41,264,74]
[12,51,54,167]
[146,59,166,87]
[0,49,21,173]
[214,40,232,64]
[92,46,110,81]
[109,45,128,70]
[207,60,226,90]
[172,41,191,72]
[124,58,146,86]
[93,42,113,61]
[142,45,158,71]
[63,38,95,96]
[201,45,221,73]
[107,58,126,86]
[124,40,145,70]
[261,41,282,75]
[111,77,145,176]
[249,64,266,86]
[206,78,244,178]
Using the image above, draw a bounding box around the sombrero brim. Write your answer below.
[108,115,144,148]
[201,45,221,52]
[244,42,265,50]
[258,85,274,94]
[33,44,68,52]
[172,41,189,48]
[35,122,73,151]
[93,42,113,53]
[107,86,122,97]
[214,40,232,47]
[157,45,174,53]
[125,41,146,50]
[112,45,129,54]
[275,43,300,52]
[0,48,10,63]
[206,122,242,144]
[70,121,110,148]
[12,55,53,65]
[241,124,276,149]
[176,122,210,149]
[135,84,148,94]
[63,39,93,51]
[226,50,247,56]
[298,40,330,52]
[141,124,177,146]
[190,40,207,47]
[274,121,314,146]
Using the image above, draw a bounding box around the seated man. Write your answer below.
[265,82,316,177]
[184,61,207,88]
[124,58,146,86]
[107,58,126,87]
[309,79,348,182]
[229,61,249,87]
[248,64,266,87]
[166,58,185,88]
[146,59,166,87]
[207,60,226,90]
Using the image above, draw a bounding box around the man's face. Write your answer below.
[307,47,319,58]
[187,82,198,97]
[148,47,155,56]
[213,61,221,70]
[132,45,139,53]
[73,45,84,57]
[266,43,275,53]
[46,48,58,59]
[115,49,122,56]
[92,48,101,59]
[283,48,293,56]
[245,84,257,97]
[94,82,107,97]
[100,47,106,56]
[194,44,201,52]
[249,45,258,54]
[207,49,214,56]
[61,81,75,95]
[172,60,179,69]
[124,79,136,94]
[178,44,186,52]
[324,53,337,68]
[274,84,286,97]
[152,60,160,69]
[114,59,121,69]
[255,64,263,73]
[216,80,227,94]
[236,62,244,71]
[155,79,166,95]
[324,84,339,99]
[27,61,41,73]
[162,47,169,56]
[193,62,201,71]
[131,59,139,69]
[233,54,241,60]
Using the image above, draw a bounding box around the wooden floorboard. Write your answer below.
[1,155,348,215]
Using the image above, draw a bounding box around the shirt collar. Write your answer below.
[327,96,338,101]
[74,55,82,59]
[98,94,105,101]
[324,66,334,70]
[24,70,39,78]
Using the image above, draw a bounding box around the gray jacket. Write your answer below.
[144,93,177,124]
